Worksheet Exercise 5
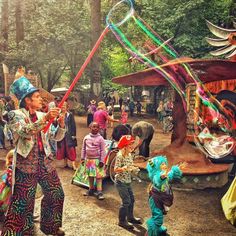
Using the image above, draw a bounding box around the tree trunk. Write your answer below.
[15,0,24,44]
[171,91,187,147]
[1,0,9,51]
[90,0,102,100]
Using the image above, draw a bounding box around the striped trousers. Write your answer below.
[1,163,64,236]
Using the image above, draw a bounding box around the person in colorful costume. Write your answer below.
[1,76,66,236]
[146,156,186,236]
[81,121,106,200]
[121,105,128,125]
[221,176,236,226]
[0,150,13,219]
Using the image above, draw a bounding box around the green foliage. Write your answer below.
[2,0,90,91]
[1,0,235,94]
[136,0,234,58]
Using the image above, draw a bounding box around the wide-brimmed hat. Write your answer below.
[10,76,39,107]
[117,135,135,149]
[90,100,96,105]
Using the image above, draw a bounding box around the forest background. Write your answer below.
[0,0,235,98]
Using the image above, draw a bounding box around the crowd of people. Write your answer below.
[0,74,234,235]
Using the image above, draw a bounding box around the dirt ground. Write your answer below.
[0,114,236,236]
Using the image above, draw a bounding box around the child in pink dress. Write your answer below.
[81,122,106,200]
[121,105,128,124]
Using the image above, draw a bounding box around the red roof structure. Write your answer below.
[112,59,236,85]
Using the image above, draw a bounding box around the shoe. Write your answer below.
[97,192,105,200]
[53,228,65,236]
[118,221,134,230]
[127,217,142,224]
[83,189,95,196]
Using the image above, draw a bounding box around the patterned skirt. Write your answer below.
[85,159,105,179]
[56,138,76,161]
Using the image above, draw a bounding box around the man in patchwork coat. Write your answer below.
[1,76,66,236]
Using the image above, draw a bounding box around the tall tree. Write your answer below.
[90,0,102,99]
[1,0,9,51]
[15,0,24,44]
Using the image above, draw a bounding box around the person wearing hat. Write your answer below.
[1,76,66,236]
[87,99,97,127]
[93,101,119,139]
[114,135,142,230]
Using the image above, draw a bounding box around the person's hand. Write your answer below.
[161,170,168,179]
[45,107,61,121]
[131,166,140,175]
[179,162,188,171]
[98,162,104,168]
[125,165,137,172]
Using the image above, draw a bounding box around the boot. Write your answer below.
[127,204,142,224]
[128,217,142,224]
[83,189,95,196]
[118,221,134,230]
[118,207,134,230]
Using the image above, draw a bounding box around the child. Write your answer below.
[0,150,13,218]
[121,105,128,125]
[107,102,114,128]
[114,135,141,230]
[146,156,186,236]
[81,122,106,200]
